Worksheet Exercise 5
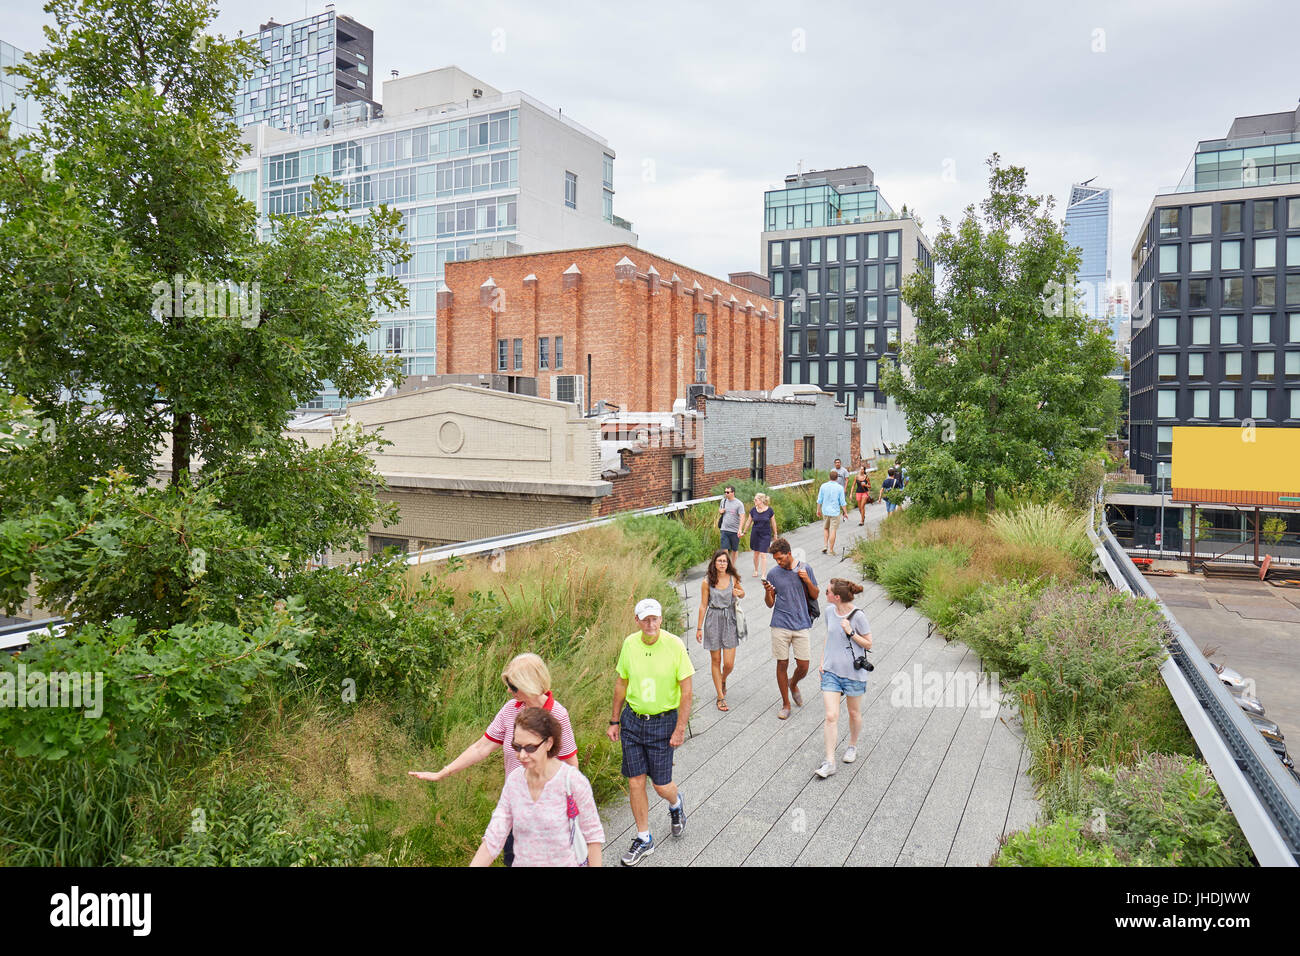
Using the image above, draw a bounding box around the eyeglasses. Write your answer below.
[505,679,518,693]
[509,738,547,754]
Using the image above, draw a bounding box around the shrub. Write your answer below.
[853,536,899,580]
[917,563,985,635]
[989,502,1093,567]
[618,513,712,578]
[993,815,1129,867]
[1089,754,1253,867]
[877,545,968,606]
[945,580,1040,678]
[1103,682,1197,758]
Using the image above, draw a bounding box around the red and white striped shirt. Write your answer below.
[484,691,578,776]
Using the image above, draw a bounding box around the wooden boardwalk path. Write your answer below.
[598,502,1040,867]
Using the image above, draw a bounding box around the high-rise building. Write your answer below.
[233,9,379,136]
[1128,106,1300,491]
[0,39,40,139]
[236,65,636,410]
[760,165,932,417]
[1064,181,1115,340]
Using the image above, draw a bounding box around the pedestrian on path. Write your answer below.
[718,485,746,566]
[829,458,851,489]
[817,473,848,556]
[762,537,819,720]
[815,579,872,779]
[696,550,745,712]
[607,598,694,866]
[850,463,872,525]
[882,468,903,515]
[470,707,605,867]
[740,493,779,578]
[408,653,578,867]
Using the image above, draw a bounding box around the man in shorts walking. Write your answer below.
[762,537,819,720]
[608,598,694,866]
[817,472,848,556]
[718,485,745,566]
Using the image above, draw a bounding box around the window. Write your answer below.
[807,328,820,353]
[554,336,563,369]
[1221,240,1242,270]
[1255,237,1277,269]
[1253,314,1272,343]
[1222,277,1243,308]
[671,455,693,503]
[842,360,856,385]
[1287,352,1300,377]
[788,330,801,355]
[867,234,879,259]
[1190,242,1211,272]
[1293,315,1300,343]
[845,235,858,259]
[845,299,857,324]
[807,270,820,295]
[370,535,409,557]
[844,328,857,352]
[1224,352,1243,380]
[1258,352,1276,381]
[808,300,821,324]
[1157,425,1173,454]
[826,237,838,261]
[564,171,577,209]
[1158,389,1176,417]
[1255,200,1275,232]
[807,363,819,385]
[1221,203,1243,233]
[827,268,840,293]
[1158,354,1177,380]
[1256,276,1276,308]
[827,328,840,352]
[1191,205,1212,236]
[1159,208,1179,237]
[886,231,900,258]
[1289,275,1300,306]
[497,338,508,371]
[809,239,821,264]
[770,242,783,268]
[1192,390,1209,419]
[1291,198,1300,229]
[1252,389,1268,419]
[886,295,899,323]
[1158,318,1177,345]
[802,436,815,472]
[1192,315,1210,344]
[538,337,549,369]
[602,153,614,188]
[844,266,858,292]
[1159,245,1179,273]
[1220,389,1237,419]
[865,296,878,323]
[845,393,858,417]
[1189,279,1208,308]
[826,362,839,385]
[827,298,840,324]
[1292,389,1300,418]
[773,273,784,296]
[1221,315,1239,345]
[865,264,879,290]
[1188,353,1205,379]
[1159,281,1179,309]
[695,334,708,382]
[513,338,523,370]
[788,242,801,266]
[750,438,766,483]
[1289,237,1300,267]
[884,264,899,289]
[866,359,878,384]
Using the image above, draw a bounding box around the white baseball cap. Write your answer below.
[634,598,663,620]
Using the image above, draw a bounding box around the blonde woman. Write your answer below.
[740,492,779,578]
[409,652,578,867]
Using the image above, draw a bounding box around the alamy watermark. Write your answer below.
[889,665,1002,718]
[151,274,261,328]
[1,663,104,718]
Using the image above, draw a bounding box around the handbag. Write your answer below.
[562,765,589,867]
[733,598,748,641]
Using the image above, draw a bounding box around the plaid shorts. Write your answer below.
[620,705,676,785]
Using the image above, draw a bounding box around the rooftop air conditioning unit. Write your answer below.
[685,383,715,406]
[551,374,585,411]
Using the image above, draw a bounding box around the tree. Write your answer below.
[881,156,1119,509]
[0,0,406,512]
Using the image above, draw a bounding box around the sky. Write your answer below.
[8,0,1300,284]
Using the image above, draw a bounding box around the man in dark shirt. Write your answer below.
[762,537,819,720]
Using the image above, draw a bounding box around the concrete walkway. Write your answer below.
[599,500,1040,867]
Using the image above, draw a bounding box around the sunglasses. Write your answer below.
[509,738,547,754]
[505,679,518,693]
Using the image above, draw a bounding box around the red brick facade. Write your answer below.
[438,245,782,413]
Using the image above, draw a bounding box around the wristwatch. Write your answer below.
[609,719,619,725]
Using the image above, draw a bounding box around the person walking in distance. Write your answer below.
[762,537,819,720]
[829,458,851,490]
[815,579,872,779]
[697,550,745,712]
[882,468,901,515]
[470,707,605,867]
[851,462,872,525]
[608,598,694,866]
[717,485,746,567]
[740,492,779,579]
[409,653,578,867]
[817,471,848,556]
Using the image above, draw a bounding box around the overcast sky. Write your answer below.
[10,0,1300,284]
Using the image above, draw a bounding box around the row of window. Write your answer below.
[786,294,901,326]
[1158,198,1300,238]
[1154,276,1300,311]
[1154,388,1300,421]
[786,359,882,387]
[1158,236,1300,273]
[770,231,902,268]
[1155,349,1300,381]
[772,264,899,297]
[788,327,900,355]
[497,336,566,372]
[1154,313,1300,346]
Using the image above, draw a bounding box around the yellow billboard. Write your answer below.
[1171,425,1300,505]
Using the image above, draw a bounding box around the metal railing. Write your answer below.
[0,617,66,653]
[1089,502,1300,866]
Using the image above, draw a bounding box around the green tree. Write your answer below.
[881,156,1119,510]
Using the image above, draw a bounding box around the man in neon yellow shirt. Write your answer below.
[607,597,694,866]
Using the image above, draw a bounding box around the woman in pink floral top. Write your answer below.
[470,708,605,867]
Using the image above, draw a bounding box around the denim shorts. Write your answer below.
[821,670,868,697]
[720,531,740,551]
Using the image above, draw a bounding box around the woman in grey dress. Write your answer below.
[695,550,745,711]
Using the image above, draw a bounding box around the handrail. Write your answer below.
[1089,498,1300,866]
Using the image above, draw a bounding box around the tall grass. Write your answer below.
[989,502,1093,567]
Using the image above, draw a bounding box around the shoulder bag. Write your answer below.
[562,765,590,867]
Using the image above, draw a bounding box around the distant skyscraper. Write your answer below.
[1064,182,1115,340]
[233,10,379,136]
[0,39,40,139]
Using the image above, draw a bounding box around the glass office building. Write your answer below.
[1129,107,1300,490]
[1064,182,1115,341]
[0,40,40,139]
[761,166,931,416]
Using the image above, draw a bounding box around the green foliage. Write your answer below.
[1103,682,1197,758]
[994,815,1128,867]
[1088,754,1253,867]
[618,513,714,578]
[989,502,1093,567]
[946,580,1039,678]
[1262,516,1287,546]
[877,545,968,606]
[881,156,1119,511]
[853,536,899,580]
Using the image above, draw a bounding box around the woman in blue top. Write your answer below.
[815,578,872,779]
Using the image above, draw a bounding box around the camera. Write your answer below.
[853,652,874,672]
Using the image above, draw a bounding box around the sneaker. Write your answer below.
[621,835,655,866]
[843,746,858,764]
[815,760,836,779]
[669,796,687,838]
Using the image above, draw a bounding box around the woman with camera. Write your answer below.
[815,578,872,779]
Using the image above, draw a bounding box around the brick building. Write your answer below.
[437,244,782,413]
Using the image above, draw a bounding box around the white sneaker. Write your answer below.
[843,746,857,764]
[815,761,836,779]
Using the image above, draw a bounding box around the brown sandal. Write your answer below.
[716,697,729,712]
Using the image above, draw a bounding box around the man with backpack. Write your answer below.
[882,467,905,515]
[762,537,820,720]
